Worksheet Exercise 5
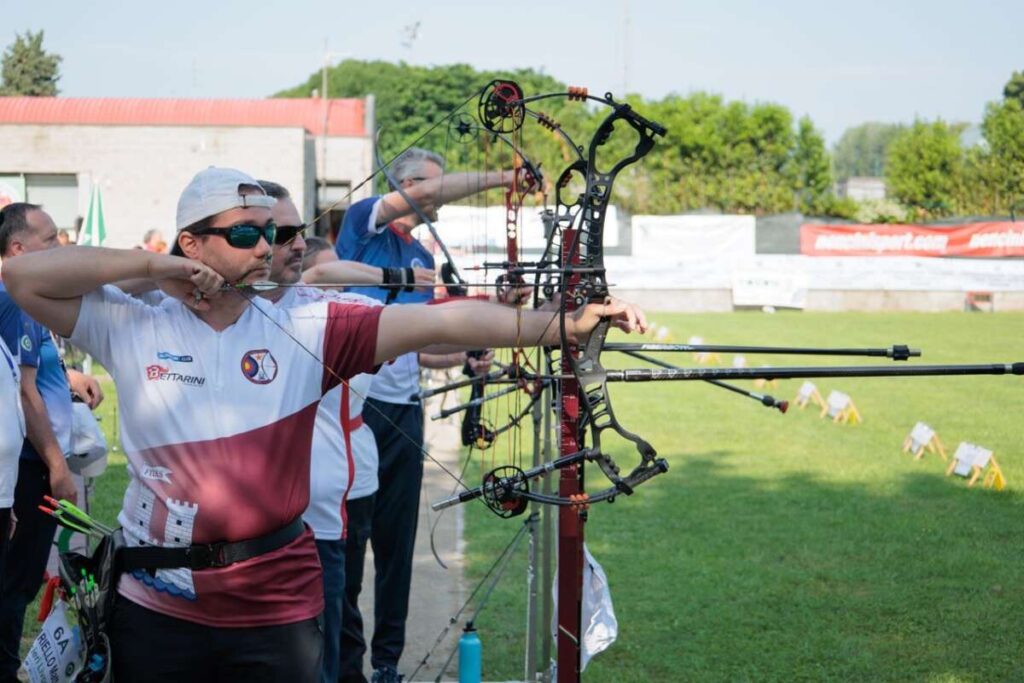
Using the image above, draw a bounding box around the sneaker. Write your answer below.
[370,666,403,683]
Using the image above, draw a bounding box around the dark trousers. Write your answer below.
[342,398,424,678]
[0,459,57,683]
[110,595,323,683]
[316,538,345,683]
[0,508,9,579]
[339,494,375,683]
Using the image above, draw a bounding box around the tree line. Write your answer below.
[279,60,1024,221]
[4,30,1021,222]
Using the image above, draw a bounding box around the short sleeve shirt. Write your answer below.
[69,285,382,627]
[335,196,436,305]
[278,287,381,541]
[336,196,434,404]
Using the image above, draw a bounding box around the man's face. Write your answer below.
[401,161,444,223]
[177,200,274,285]
[268,197,306,285]
[9,209,61,256]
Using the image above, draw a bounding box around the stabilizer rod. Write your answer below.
[604,342,920,360]
[605,362,1024,382]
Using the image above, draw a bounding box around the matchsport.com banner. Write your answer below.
[800,222,1024,258]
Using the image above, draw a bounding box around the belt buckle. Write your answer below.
[186,544,213,570]
[186,543,227,570]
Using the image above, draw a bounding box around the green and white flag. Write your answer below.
[77,186,106,246]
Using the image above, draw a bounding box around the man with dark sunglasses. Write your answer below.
[1,166,647,683]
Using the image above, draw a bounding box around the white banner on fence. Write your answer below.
[740,255,1024,292]
[732,269,808,308]
[436,209,1024,293]
[430,204,621,256]
[631,214,755,260]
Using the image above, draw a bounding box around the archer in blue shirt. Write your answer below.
[331,147,514,682]
[335,148,514,303]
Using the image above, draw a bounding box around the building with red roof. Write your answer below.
[0,96,374,246]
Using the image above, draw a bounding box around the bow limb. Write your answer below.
[557,94,668,498]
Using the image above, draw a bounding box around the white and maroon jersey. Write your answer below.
[304,372,376,539]
[276,287,380,541]
[69,285,381,627]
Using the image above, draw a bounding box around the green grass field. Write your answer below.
[22,311,1024,682]
[460,311,1024,682]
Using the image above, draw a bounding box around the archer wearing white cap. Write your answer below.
[2,166,648,683]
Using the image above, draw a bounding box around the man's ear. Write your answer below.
[6,239,25,258]
[178,233,202,260]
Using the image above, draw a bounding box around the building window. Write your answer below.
[317,181,351,240]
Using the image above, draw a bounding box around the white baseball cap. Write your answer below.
[175,166,276,230]
[171,167,276,256]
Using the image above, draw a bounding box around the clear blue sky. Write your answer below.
[7,0,1023,143]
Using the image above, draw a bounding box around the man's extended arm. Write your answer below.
[20,366,77,503]
[419,350,494,372]
[302,261,434,289]
[374,298,645,366]
[375,171,512,226]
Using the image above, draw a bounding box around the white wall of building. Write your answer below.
[0,123,373,247]
[324,136,375,201]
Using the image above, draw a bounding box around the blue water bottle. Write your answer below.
[458,623,482,683]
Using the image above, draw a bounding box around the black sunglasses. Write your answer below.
[190,222,277,249]
[274,224,308,245]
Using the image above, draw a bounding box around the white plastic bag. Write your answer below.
[68,402,108,477]
[551,543,619,672]
[22,600,86,683]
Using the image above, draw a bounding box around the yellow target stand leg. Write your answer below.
[947,443,1007,490]
[822,390,861,424]
[903,423,946,460]
[984,458,1007,490]
[794,381,826,410]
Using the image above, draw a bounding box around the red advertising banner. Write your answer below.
[800,222,1024,257]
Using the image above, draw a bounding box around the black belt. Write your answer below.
[118,518,306,571]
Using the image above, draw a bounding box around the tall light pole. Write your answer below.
[318,44,347,234]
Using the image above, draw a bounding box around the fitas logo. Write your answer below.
[141,465,173,483]
[241,349,278,384]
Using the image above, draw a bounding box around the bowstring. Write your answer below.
[230,283,565,504]
[308,88,487,231]
[231,288,470,491]
[420,111,462,566]
[234,86,590,509]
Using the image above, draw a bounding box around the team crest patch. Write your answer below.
[20,335,32,352]
[241,349,278,384]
